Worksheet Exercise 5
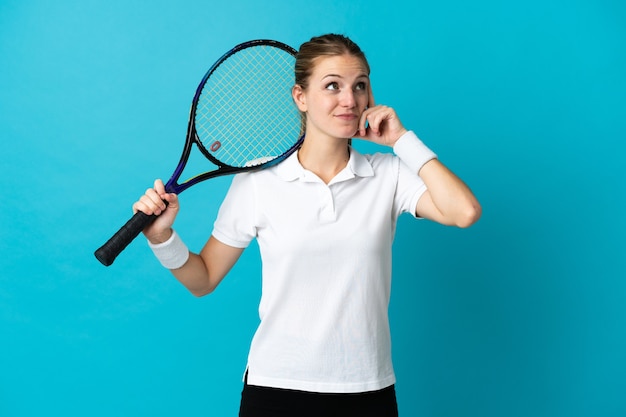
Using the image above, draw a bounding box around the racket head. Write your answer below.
[166,39,304,194]
[94,40,303,266]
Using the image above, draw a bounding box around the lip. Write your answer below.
[335,113,359,121]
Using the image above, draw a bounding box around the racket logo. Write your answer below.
[210,141,221,152]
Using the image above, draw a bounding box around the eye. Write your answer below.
[355,81,367,91]
[325,81,340,91]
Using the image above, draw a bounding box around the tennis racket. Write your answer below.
[95,39,303,266]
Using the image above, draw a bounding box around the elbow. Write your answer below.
[190,289,208,298]
[187,279,219,297]
[191,291,209,298]
[189,285,216,298]
[455,201,482,228]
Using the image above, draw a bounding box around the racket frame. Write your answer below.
[166,39,303,195]
[94,39,304,266]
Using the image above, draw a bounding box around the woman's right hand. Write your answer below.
[132,179,180,244]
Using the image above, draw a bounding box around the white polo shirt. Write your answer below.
[212,146,427,393]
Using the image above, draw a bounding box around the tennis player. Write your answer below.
[134,33,481,417]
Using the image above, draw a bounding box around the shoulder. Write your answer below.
[230,163,286,191]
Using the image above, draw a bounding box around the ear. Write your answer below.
[292,84,307,112]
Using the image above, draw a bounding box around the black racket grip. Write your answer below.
[94,210,157,266]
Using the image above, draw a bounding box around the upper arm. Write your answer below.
[414,190,450,225]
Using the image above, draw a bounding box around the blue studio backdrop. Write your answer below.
[1,0,625,416]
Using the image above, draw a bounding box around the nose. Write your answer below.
[339,89,356,108]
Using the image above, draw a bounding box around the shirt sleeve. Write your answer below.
[394,155,428,218]
[211,172,257,248]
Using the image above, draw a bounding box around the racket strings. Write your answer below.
[211,53,298,160]
[195,45,302,168]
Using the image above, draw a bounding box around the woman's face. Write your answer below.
[293,54,371,140]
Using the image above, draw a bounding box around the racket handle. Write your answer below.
[94,210,157,266]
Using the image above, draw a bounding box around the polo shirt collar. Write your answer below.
[276,147,375,182]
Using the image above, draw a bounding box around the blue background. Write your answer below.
[1,0,625,416]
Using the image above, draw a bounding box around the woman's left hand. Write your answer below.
[353,88,407,146]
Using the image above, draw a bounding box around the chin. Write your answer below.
[338,133,356,141]
[336,127,359,139]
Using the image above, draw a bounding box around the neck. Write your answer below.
[297,135,351,184]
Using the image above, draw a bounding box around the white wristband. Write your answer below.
[148,230,189,269]
[393,131,437,174]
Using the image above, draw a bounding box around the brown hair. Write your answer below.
[294,34,370,90]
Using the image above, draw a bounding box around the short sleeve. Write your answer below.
[211,173,257,248]
[394,156,428,218]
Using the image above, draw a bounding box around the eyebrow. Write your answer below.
[321,73,369,80]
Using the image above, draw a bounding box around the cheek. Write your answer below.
[357,93,370,110]
[308,96,335,115]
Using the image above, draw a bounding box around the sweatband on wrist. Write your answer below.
[393,131,437,174]
[147,230,189,269]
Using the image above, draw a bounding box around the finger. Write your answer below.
[132,198,158,215]
[154,179,166,195]
[142,188,167,213]
[162,191,179,209]
[366,106,389,135]
[358,108,371,136]
[154,179,179,209]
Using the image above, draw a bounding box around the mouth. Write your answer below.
[335,113,359,121]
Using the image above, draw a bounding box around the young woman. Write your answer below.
[134,34,481,417]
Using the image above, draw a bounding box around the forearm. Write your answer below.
[393,131,481,227]
[148,231,228,297]
[170,252,219,297]
[418,159,482,227]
